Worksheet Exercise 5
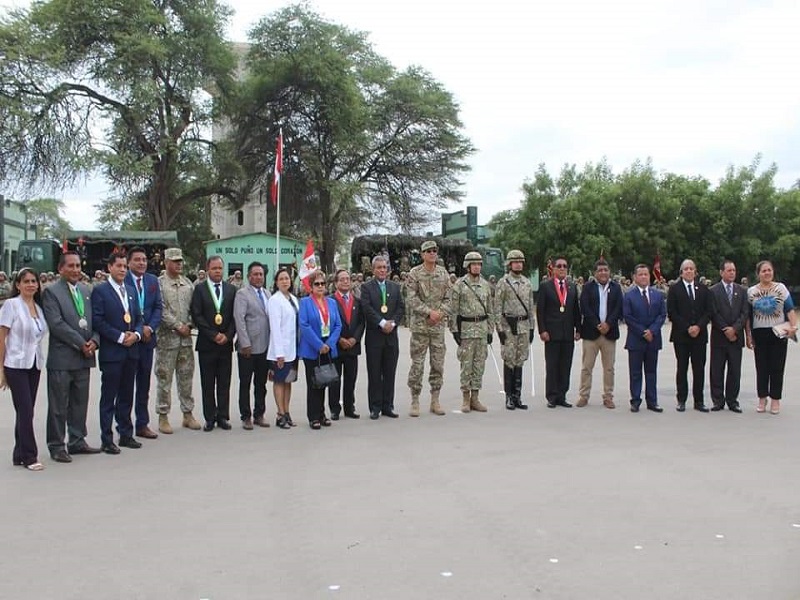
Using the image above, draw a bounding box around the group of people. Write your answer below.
[1,239,796,471]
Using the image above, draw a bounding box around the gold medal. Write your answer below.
[559,306,565,313]
[123,313,131,324]
[380,305,388,314]
[214,313,223,325]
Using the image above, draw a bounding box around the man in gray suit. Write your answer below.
[708,259,749,412]
[42,251,102,462]
[233,261,271,429]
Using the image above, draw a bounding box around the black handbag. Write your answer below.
[312,356,339,389]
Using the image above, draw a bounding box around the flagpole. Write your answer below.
[274,128,283,276]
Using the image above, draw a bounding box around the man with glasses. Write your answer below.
[536,257,581,409]
[405,240,451,417]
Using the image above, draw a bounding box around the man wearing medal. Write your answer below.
[190,255,237,432]
[42,251,103,462]
[125,246,163,440]
[92,252,144,454]
[536,256,581,409]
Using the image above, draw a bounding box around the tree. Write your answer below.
[0,0,241,236]
[22,197,72,239]
[231,6,474,271]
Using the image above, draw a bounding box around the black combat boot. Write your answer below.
[504,364,516,410]
[514,367,528,409]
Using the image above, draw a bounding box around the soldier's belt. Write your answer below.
[503,314,523,335]
[457,315,487,323]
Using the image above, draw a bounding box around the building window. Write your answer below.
[237,210,244,226]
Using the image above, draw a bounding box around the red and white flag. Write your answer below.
[298,239,317,292]
[653,252,662,282]
[270,129,283,206]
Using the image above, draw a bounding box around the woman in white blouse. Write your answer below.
[0,268,48,470]
[268,268,299,429]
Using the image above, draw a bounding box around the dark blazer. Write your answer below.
[623,287,666,351]
[91,280,144,363]
[332,291,365,356]
[361,278,404,347]
[709,281,748,347]
[125,271,163,349]
[42,279,100,370]
[667,279,710,344]
[536,278,581,341]
[190,279,237,353]
[298,296,342,360]
[580,279,623,341]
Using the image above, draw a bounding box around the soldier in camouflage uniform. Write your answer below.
[155,248,201,433]
[448,251,495,413]
[405,240,451,417]
[495,250,535,410]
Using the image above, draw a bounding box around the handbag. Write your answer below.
[312,356,339,388]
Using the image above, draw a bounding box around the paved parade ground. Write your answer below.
[1,324,799,600]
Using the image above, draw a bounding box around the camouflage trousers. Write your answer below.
[501,332,530,368]
[457,337,488,391]
[407,329,446,395]
[155,345,195,414]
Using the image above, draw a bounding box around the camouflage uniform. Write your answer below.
[156,271,196,416]
[449,255,495,412]
[495,265,535,410]
[405,254,451,415]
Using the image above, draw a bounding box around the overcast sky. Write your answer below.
[5,0,799,230]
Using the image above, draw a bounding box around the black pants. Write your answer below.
[709,343,743,407]
[6,367,41,466]
[303,357,332,423]
[544,340,574,404]
[237,352,268,420]
[134,344,154,430]
[752,328,788,399]
[330,354,358,415]
[46,368,90,452]
[673,343,707,405]
[198,350,232,423]
[366,343,399,413]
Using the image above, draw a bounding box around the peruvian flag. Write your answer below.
[270,129,283,206]
[298,239,318,293]
[653,253,663,282]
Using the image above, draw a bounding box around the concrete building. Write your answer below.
[203,232,304,279]
[0,194,37,274]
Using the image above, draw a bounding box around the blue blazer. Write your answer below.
[92,280,144,363]
[623,286,666,351]
[298,296,342,360]
[125,271,163,349]
[580,279,623,340]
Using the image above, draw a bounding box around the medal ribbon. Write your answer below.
[70,285,85,318]
[135,276,145,313]
[336,291,353,325]
[314,296,330,330]
[207,279,223,314]
[380,281,387,306]
[555,279,567,309]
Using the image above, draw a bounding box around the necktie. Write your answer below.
[642,288,649,308]
[214,283,221,299]
[343,294,349,303]
[726,283,733,304]
[137,277,143,293]
[688,284,694,301]
[119,286,126,300]
[559,280,565,293]
[257,288,267,311]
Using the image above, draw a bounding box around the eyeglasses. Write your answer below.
[554,263,568,268]
[312,281,326,287]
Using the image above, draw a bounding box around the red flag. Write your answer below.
[298,239,317,293]
[653,253,662,282]
[270,129,283,207]
[546,257,554,279]
[62,238,68,253]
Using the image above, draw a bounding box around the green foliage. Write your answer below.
[23,197,71,239]
[230,5,474,271]
[490,158,800,283]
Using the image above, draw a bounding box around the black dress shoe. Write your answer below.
[729,405,743,413]
[51,449,73,463]
[382,410,399,418]
[676,403,686,412]
[217,419,232,430]
[369,410,380,420]
[556,401,573,408]
[101,443,121,455]
[330,413,340,421]
[118,436,142,449]
[203,422,215,432]
[630,405,640,413]
[647,405,664,413]
[344,411,360,419]
[710,405,724,412]
[694,405,710,413]
[68,443,101,455]
[547,401,557,408]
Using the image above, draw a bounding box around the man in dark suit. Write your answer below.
[361,256,405,419]
[667,258,711,412]
[125,246,163,439]
[92,252,144,454]
[42,251,102,463]
[331,269,364,419]
[190,255,237,431]
[578,259,623,408]
[623,264,666,412]
[536,256,581,408]
[708,259,748,412]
